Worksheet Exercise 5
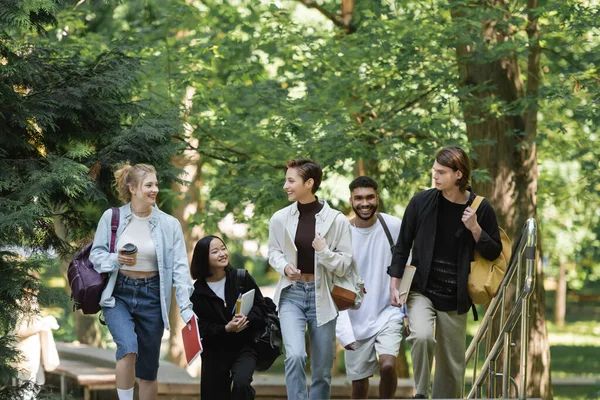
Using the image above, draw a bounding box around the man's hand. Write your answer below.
[390,277,403,307]
[344,342,356,351]
[462,206,479,231]
[284,264,301,281]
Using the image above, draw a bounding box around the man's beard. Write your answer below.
[352,204,378,221]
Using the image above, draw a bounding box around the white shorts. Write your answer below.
[344,317,403,381]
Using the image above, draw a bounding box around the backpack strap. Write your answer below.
[470,196,484,212]
[376,213,396,253]
[99,207,119,326]
[109,207,120,253]
[468,197,483,322]
[236,268,247,294]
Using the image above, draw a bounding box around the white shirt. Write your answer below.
[207,276,226,302]
[117,213,158,272]
[336,213,405,346]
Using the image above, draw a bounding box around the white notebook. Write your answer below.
[237,288,255,316]
[398,265,416,304]
[284,227,298,267]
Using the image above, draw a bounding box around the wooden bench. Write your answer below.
[48,358,116,400]
[568,292,600,302]
[47,342,199,400]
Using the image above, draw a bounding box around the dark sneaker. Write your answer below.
[412,395,427,399]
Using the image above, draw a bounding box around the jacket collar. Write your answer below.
[193,268,238,310]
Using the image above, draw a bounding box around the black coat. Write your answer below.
[191,268,266,353]
[388,188,502,315]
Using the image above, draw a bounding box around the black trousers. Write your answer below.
[200,345,258,400]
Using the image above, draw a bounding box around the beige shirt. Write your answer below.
[117,213,158,272]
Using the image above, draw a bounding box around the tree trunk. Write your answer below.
[167,86,205,376]
[554,261,566,327]
[450,0,552,398]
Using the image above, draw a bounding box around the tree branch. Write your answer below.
[295,0,346,29]
[383,86,440,122]
[172,134,250,163]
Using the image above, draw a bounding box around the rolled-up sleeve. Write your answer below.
[316,215,353,278]
[388,198,417,278]
[90,209,121,274]
[172,221,194,324]
[475,200,502,261]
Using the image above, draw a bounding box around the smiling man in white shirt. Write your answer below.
[336,176,405,399]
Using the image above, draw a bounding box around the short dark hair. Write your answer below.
[435,146,472,192]
[190,235,230,280]
[349,176,378,192]
[286,158,322,194]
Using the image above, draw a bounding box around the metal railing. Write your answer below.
[464,218,537,399]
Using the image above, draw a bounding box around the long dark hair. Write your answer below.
[190,235,230,280]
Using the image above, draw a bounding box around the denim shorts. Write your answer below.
[102,272,164,381]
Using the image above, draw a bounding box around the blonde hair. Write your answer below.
[114,163,157,203]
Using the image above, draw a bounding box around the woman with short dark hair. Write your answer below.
[268,158,354,400]
[190,235,265,400]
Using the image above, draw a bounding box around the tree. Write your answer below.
[0,0,183,388]
[448,0,552,397]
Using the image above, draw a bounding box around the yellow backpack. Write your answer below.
[468,196,512,304]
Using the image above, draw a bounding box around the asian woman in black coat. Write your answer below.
[190,235,266,400]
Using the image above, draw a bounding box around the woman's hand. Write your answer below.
[312,233,327,253]
[284,264,301,281]
[225,314,249,333]
[117,249,135,266]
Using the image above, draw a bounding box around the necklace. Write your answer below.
[132,206,152,217]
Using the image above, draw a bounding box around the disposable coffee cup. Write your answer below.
[121,243,138,266]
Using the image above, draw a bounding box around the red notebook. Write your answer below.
[181,314,203,365]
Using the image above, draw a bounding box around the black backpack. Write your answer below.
[236,269,283,372]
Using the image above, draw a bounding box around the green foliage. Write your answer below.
[2,0,600,389]
[55,0,600,279]
[0,0,186,388]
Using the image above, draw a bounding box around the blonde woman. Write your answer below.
[90,163,194,400]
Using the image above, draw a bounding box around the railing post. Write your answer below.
[520,218,537,400]
[502,331,511,397]
[465,218,537,399]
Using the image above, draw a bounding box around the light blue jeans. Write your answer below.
[279,281,336,400]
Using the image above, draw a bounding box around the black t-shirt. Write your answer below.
[426,194,467,311]
[432,194,466,264]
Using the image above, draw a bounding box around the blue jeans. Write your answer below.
[102,273,164,381]
[279,282,336,400]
